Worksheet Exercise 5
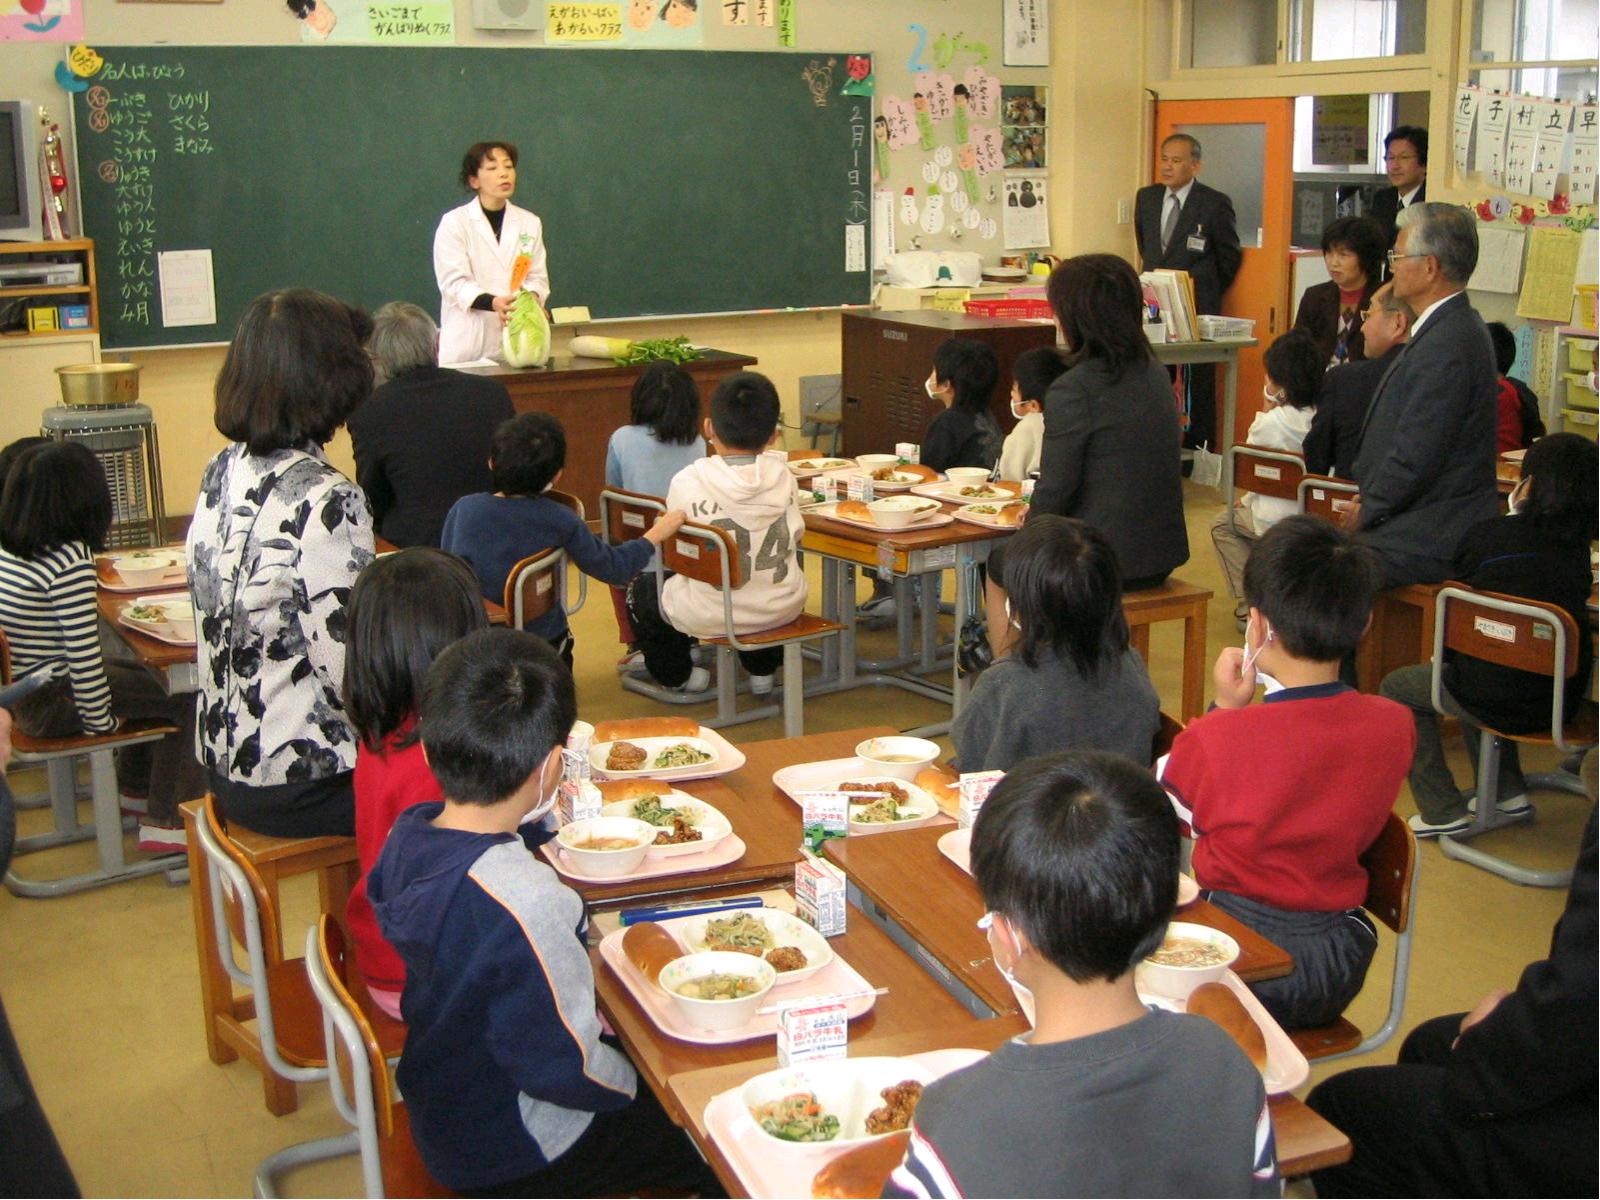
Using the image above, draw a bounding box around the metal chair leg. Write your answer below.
[253,1132,360,1199]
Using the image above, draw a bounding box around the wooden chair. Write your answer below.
[601,487,843,736]
[502,547,577,631]
[1120,579,1213,721]
[1296,473,1360,523]
[191,795,405,1133]
[305,915,453,1200]
[0,627,182,897]
[1429,586,1598,888]
[1226,445,1306,526]
[1290,812,1418,1061]
[1152,711,1184,762]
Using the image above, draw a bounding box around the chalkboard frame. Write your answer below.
[74,45,873,350]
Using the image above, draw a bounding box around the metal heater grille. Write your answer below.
[40,404,167,550]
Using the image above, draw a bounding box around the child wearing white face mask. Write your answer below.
[1210,328,1324,630]
[920,336,1003,473]
[1162,516,1413,1031]
[368,628,716,1197]
[886,751,1278,1199]
[995,345,1068,481]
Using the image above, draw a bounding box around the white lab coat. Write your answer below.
[432,199,550,366]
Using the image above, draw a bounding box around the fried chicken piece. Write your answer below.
[864,1081,923,1135]
[838,780,909,803]
[605,741,648,771]
[651,815,704,846]
[765,945,808,972]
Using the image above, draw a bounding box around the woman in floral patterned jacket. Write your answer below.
[187,290,375,837]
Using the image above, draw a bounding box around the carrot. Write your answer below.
[509,253,531,293]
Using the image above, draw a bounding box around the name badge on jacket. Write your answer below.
[1186,234,1207,252]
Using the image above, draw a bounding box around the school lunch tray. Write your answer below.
[539,834,747,884]
[588,725,747,783]
[937,828,1199,904]
[701,1047,988,1199]
[1138,971,1310,1095]
[597,918,878,1046]
[771,758,954,836]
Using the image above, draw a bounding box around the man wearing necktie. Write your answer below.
[1370,126,1428,250]
[1348,202,1498,588]
[1135,133,1242,452]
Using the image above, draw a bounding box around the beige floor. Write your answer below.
[0,481,1583,1197]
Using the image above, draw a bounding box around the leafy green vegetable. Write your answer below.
[501,293,551,367]
[613,336,702,366]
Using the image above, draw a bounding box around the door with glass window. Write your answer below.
[1156,98,1294,444]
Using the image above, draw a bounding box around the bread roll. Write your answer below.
[810,1130,911,1199]
[593,716,701,742]
[621,922,684,984]
[897,463,940,483]
[914,768,959,812]
[1186,981,1268,1073]
[595,779,681,803]
[836,500,874,523]
[996,503,1028,527]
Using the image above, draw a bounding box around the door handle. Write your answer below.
[1269,306,1277,334]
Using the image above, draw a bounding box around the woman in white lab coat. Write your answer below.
[432,141,550,365]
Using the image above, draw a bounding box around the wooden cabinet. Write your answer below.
[840,311,1055,455]
[0,238,98,338]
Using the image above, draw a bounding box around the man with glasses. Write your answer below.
[1304,283,1414,480]
[1348,203,1499,588]
[1135,133,1242,452]
[1371,126,1428,249]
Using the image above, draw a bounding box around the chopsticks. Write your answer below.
[757,986,889,1015]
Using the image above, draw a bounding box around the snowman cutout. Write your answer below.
[921,189,947,234]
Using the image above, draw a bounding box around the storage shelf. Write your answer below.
[0,284,91,299]
[0,238,99,338]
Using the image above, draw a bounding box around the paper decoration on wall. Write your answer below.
[1004,126,1045,169]
[880,96,916,150]
[800,59,835,107]
[1531,102,1572,201]
[932,31,988,68]
[754,0,770,27]
[980,217,997,240]
[905,23,930,73]
[292,0,454,42]
[913,93,935,150]
[940,170,958,193]
[1471,193,1596,233]
[68,43,103,76]
[841,55,873,97]
[1503,99,1539,195]
[963,67,1000,120]
[776,0,793,46]
[921,160,939,184]
[1516,225,1582,321]
[1573,107,1599,206]
[899,188,919,226]
[972,126,1004,175]
[1468,224,1526,293]
[545,0,705,44]
[934,145,953,167]
[2,0,83,41]
[956,143,980,203]
[1003,177,1049,249]
[873,117,891,182]
[921,191,946,235]
[873,188,895,268]
[54,61,88,91]
[915,72,956,123]
[1476,93,1511,187]
[1002,0,1048,66]
[949,189,969,214]
[962,205,981,230]
[1453,86,1481,185]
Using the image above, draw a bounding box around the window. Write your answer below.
[1291,0,1427,62]
[1469,0,1598,101]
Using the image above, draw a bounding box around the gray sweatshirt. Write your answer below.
[951,646,1160,772]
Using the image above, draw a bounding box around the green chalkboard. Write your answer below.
[73,46,872,350]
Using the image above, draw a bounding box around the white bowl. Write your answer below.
[598,791,733,858]
[943,467,991,486]
[740,1056,938,1156]
[658,950,776,1031]
[112,551,184,588]
[555,817,655,877]
[1135,921,1241,1000]
[855,453,899,472]
[854,736,941,780]
[866,496,940,529]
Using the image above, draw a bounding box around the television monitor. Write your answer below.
[0,101,45,243]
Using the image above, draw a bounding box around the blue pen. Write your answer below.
[619,895,765,926]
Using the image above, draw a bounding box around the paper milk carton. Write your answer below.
[798,791,849,855]
[777,999,849,1067]
[558,778,602,825]
[895,442,921,465]
[846,474,874,504]
[957,770,1005,830]
[795,850,847,936]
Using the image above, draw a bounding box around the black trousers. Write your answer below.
[0,990,79,1198]
[625,572,781,689]
[464,1085,721,1199]
[1308,1014,1599,1197]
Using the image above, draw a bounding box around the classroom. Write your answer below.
[0,0,1596,1195]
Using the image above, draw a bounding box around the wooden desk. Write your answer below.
[1151,337,1258,496]
[1123,577,1214,721]
[593,899,977,1127]
[667,1018,1350,1194]
[824,826,1292,1018]
[179,797,360,1115]
[459,349,755,516]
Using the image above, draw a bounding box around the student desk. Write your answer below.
[666,1021,1353,1195]
[823,825,1293,1019]
[459,349,756,517]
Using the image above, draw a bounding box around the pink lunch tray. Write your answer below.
[701,1047,988,1198]
[938,828,1198,904]
[539,834,746,884]
[1138,970,1310,1095]
[597,921,877,1046]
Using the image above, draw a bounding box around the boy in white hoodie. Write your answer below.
[626,371,806,695]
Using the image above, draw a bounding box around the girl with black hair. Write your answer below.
[952,515,1159,772]
[342,548,489,1019]
[1210,328,1324,626]
[1381,433,1598,837]
[0,440,203,852]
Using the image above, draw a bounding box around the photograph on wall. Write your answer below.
[1001,85,1046,170]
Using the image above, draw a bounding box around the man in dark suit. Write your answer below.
[1307,785,1597,1198]
[1370,125,1428,248]
[350,301,515,548]
[1303,281,1413,479]
[1350,203,1499,588]
[1135,133,1242,449]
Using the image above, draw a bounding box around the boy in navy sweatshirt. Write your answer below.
[441,412,683,665]
[368,628,714,1196]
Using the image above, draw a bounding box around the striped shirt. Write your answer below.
[0,540,115,733]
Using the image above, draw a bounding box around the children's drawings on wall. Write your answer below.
[963,68,999,121]
[881,96,917,151]
[801,58,835,107]
[1003,177,1049,248]
[905,23,931,73]
[972,126,1004,175]
[913,92,935,149]
[916,72,956,122]
[1,0,82,42]
[873,116,891,182]
[899,188,919,227]
[545,0,703,44]
[932,31,988,68]
[841,55,874,97]
[921,191,946,235]
[921,160,939,184]
[299,0,454,43]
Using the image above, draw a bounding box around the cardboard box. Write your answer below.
[27,307,59,333]
[59,304,91,329]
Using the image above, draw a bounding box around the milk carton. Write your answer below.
[776,999,849,1066]
[798,791,849,854]
[558,779,602,825]
[846,474,874,504]
[957,770,1005,830]
[795,850,847,936]
[895,442,921,465]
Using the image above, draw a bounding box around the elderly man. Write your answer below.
[348,301,514,549]
[1304,283,1413,480]
[1349,203,1499,587]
